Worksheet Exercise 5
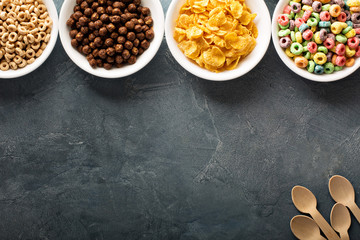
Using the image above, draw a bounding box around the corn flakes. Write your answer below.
[174,0,258,72]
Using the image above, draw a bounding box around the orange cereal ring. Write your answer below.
[345,57,355,67]
[294,56,309,68]
[332,54,338,65]
[350,6,360,12]
[330,5,342,17]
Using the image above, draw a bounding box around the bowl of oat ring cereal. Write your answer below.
[59,0,164,78]
[0,0,58,78]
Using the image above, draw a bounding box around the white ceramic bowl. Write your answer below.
[0,0,58,79]
[165,0,271,81]
[59,0,164,78]
[272,0,360,82]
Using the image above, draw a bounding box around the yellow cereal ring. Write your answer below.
[314,32,323,44]
[302,5,313,12]
[345,29,356,38]
[345,45,356,57]
[285,47,295,57]
[331,22,344,34]
[347,0,360,7]
[314,52,327,65]
[295,31,303,43]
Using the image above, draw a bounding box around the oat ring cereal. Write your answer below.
[173,0,258,72]
[0,0,53,71]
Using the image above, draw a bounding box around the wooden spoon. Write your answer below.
[290,215,326,240]
[331,203,351,240]
[292,186,341,240]
[329,175,360,224]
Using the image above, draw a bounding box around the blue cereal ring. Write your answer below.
[319,21,331,27]
[299,23,310,33]
[314,65,324,74]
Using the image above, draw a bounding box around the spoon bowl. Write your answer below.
[329,175,355,205]
[331,203,351,240]
[291,215,326,240]
[329,175,360,224]
[292,186,317,213]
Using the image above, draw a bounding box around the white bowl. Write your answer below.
[165,0,271,81]
[0,0,58,79]
[59,0,164,78]
[272,0,360,82]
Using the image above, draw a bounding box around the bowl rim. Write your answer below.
[165,0,272,81]
[272,0,360,82]
[0,0,59,79]
[58,0,165,79]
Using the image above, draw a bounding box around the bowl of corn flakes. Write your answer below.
[165,0,271,81]
[0,0,58,79]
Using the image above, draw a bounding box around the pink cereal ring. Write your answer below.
[302,10,312,22]
[283,5,292,14]
[324,38,335,49]
[336,43,346,56]
[295,18,305,28]
[337,12,347,22]
[355,46,360,57]
[307,42,318,53]
[347,37,360,49]
[320,11,331,21]
[355,28,360,34]
[336,55,346,66]
[303,29,314,40]
[278,14,289,26]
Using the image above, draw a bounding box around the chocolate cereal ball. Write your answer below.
[67,0,154,69]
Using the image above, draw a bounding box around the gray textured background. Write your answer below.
[1,0,360,239]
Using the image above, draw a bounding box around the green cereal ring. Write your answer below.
[279,23,290,30]
[289,11,295,19]
[291,31,296,42]
[302,40,309,47]
[311,12,320,22]
[278,23,290,30]
[303,46,308,52]
[307,60,315,73]
[284,14,293,20]
[304,51,311,59]
[290,42,304,55]
[336,34,347,43]
[324,62,335,74]
[278,29,291,37]
[334,66,343,71]
[307,18,318,27]
[295,10,304,19]
[318,46,328,54]
[322,4,331,11]
[342,26,353,34]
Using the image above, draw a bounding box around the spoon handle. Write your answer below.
[340,232,350,240]
[348,202,360,224]
[311,209,341,240]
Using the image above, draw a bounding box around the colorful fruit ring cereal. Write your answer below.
[277,0,360,74]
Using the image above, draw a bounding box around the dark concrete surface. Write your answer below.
[1,0,360,239]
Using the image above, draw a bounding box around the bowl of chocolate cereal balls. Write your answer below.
[0,0,59,79]
[59,0,164,78]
